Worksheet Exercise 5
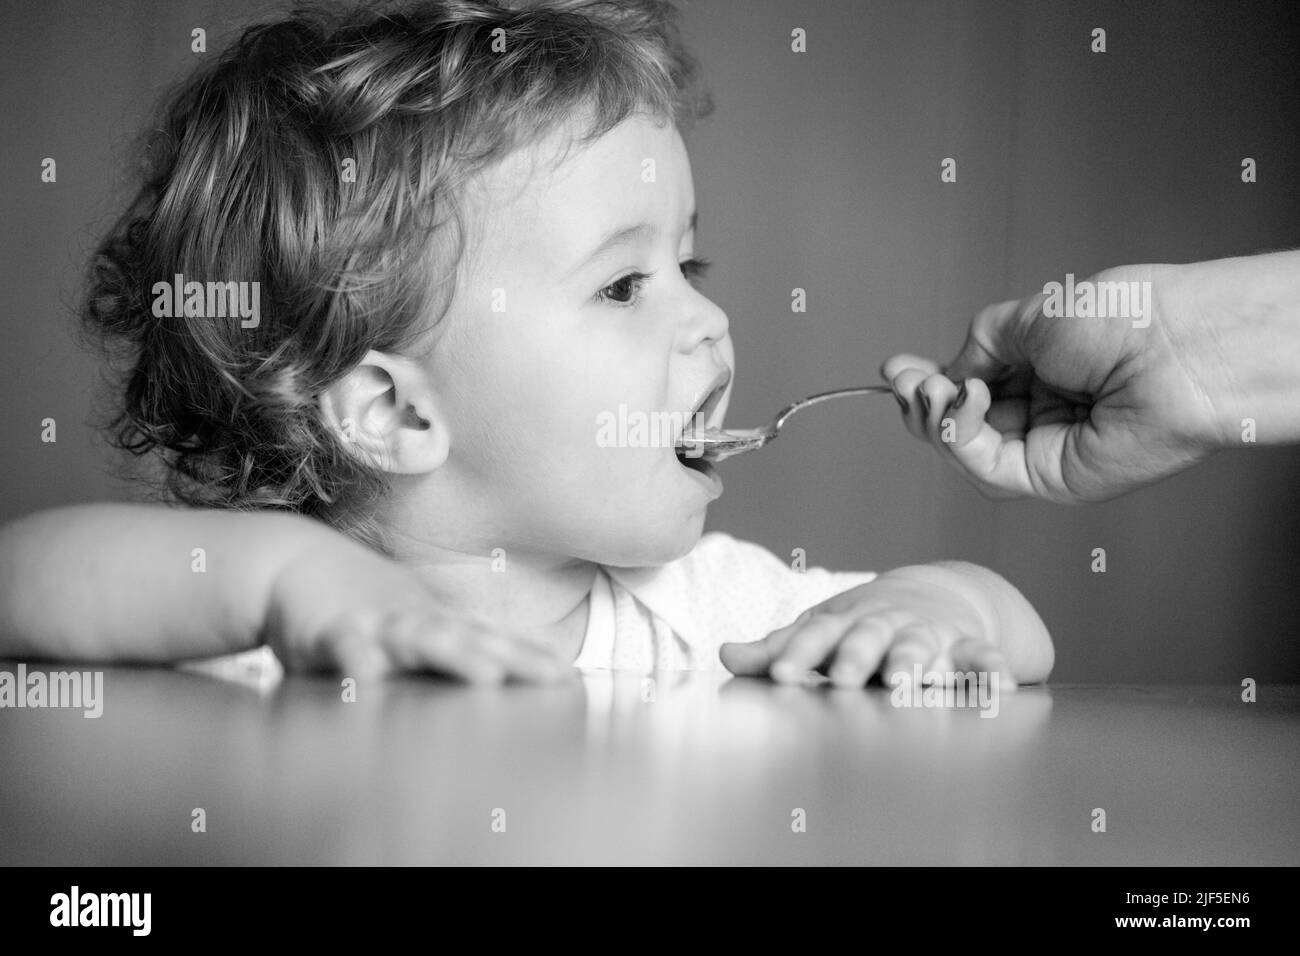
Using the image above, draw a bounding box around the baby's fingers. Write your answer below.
[370,616,506,683]
[332,611,569,684]
[719,621,799,677]
[472,629,574,683]
[948,636,1018,690]
[769,612,858,684]
[722,608,854,683]
[330,629,393,679]
[826,619,896,688]
[881,624,942,686]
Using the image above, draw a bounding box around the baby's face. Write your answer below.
[428,113,734,567]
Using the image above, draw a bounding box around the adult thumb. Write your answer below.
[943,297,1039,383]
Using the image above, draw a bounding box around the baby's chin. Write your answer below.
[575,511,708,569]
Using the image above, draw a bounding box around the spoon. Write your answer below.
[678,385,895,463]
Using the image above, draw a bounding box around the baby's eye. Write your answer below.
[680,256,712,287]
[595,271,652,306]
[593,257,713,307]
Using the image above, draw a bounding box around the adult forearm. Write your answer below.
[1165,249,1300,447]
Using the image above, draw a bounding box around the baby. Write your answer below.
[0,0,1053,689]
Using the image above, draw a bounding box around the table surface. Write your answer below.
[1,659,1296,865]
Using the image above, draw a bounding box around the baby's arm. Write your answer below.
[720,560,1053,686]
[0,504,300,662]
[0,504,568,682]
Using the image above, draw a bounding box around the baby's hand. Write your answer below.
[264,537,572,684]
[720,566,1018,689]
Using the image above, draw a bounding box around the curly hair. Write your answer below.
[79,0,713,557]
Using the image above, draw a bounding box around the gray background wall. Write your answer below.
[2,0,1298,682]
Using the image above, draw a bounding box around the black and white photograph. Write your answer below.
[0,0,1296,914]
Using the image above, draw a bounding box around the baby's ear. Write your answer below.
[319,350,451,475]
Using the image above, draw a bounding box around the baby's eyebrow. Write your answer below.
[563,210,697,279]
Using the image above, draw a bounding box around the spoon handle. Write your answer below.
[773,385,895,431]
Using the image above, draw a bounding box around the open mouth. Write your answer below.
[676,446,714,473]
[674,375,730,472]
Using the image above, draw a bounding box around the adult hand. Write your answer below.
[881,252,1300,502]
